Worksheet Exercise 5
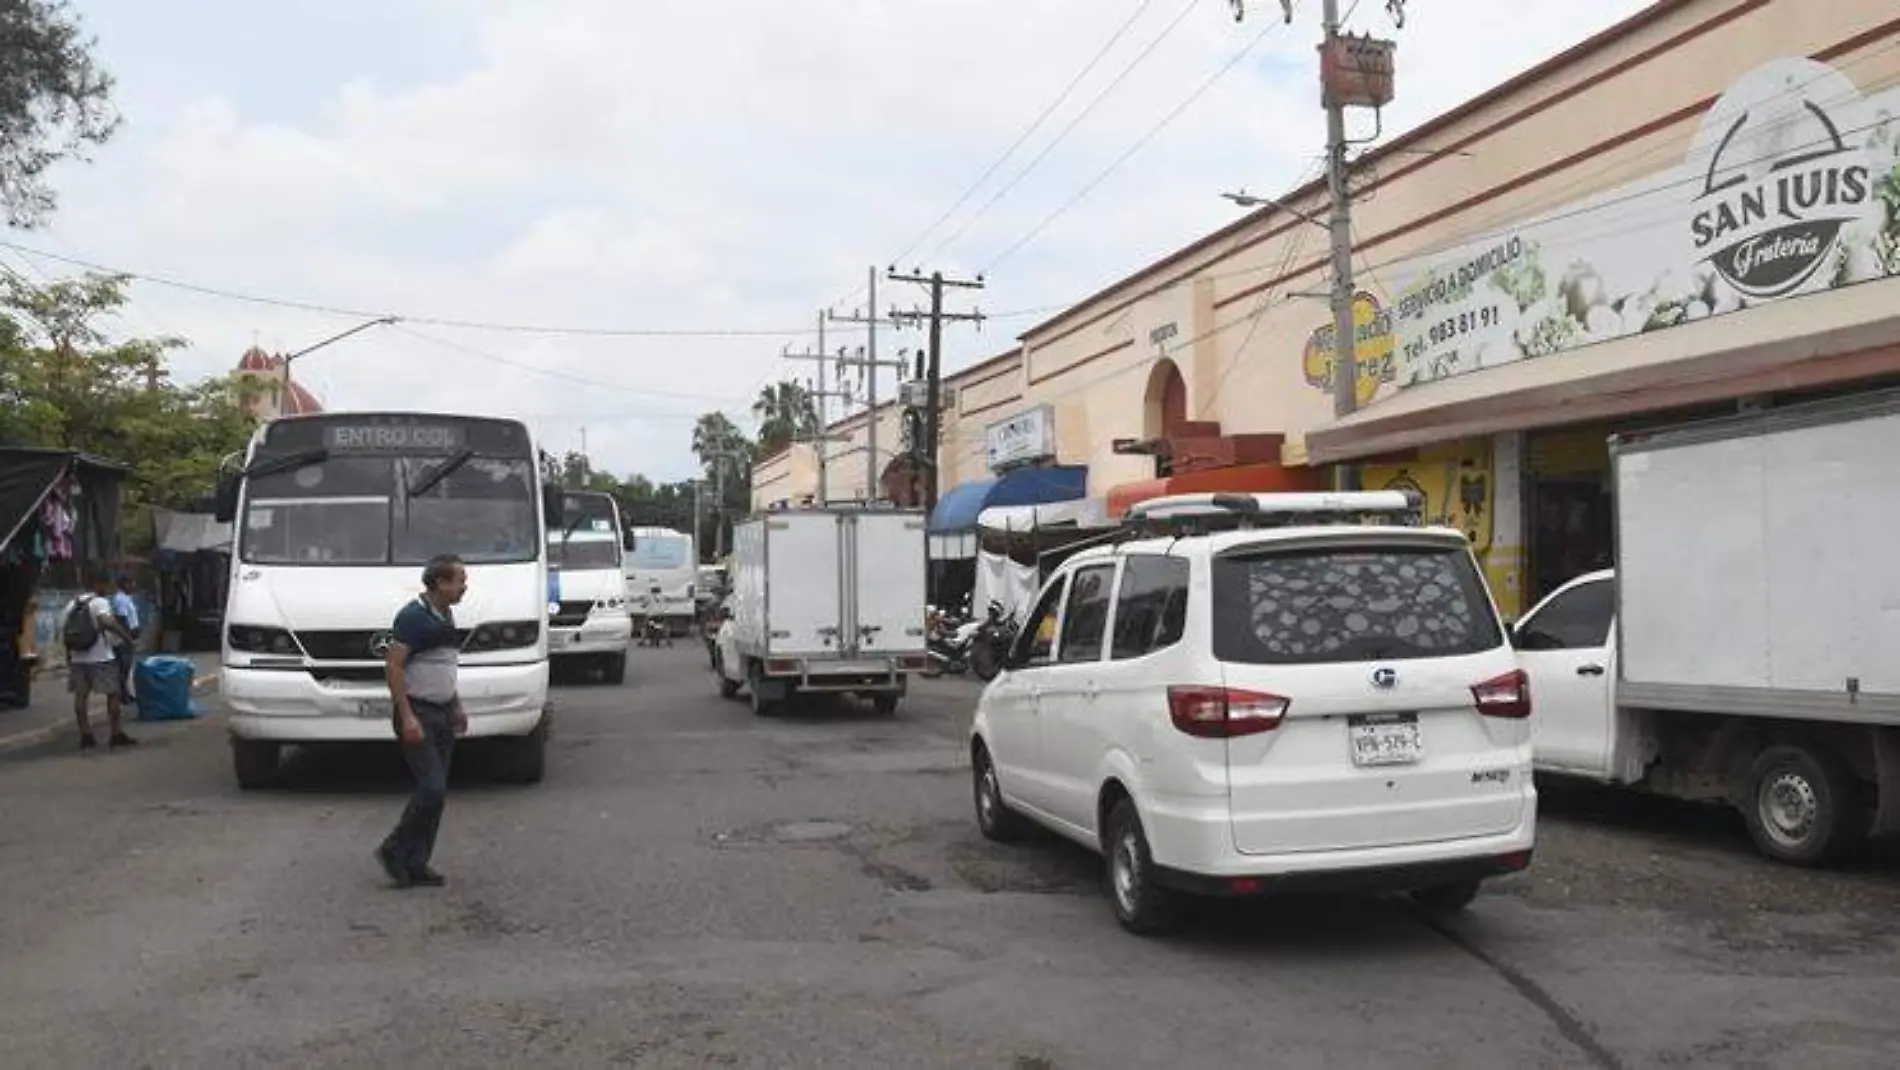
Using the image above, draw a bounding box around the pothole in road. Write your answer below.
[712,819,857,846]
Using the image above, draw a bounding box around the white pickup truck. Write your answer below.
[714,507,929,716]
[1518,391,1900,865]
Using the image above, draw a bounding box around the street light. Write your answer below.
[279,315,400,401]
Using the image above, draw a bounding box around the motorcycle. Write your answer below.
[968,600,1018,682]
[923,599,981,677]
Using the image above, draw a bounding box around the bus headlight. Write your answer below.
[465,620,541,652]
[595,595,627,613]
[228,625,300,655]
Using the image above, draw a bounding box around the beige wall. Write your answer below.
[992,0,1900,489]
[749,444,818,512]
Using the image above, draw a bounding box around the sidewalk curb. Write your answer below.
[0,670,220,756]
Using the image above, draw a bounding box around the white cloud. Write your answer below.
[29,0,1651,481]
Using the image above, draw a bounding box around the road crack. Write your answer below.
[1417,913,1622,1069]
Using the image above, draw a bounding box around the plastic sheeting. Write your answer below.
[976,497,1108,533]
[973,549,1040,625]
[151,508,232,553]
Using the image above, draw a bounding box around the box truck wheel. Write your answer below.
[232,739,280,790]
[872,693,900,716]
[748,662,781,718]
[1740,742,1866,865]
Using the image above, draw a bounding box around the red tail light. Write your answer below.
[1472,669,1531,719]
[1167,686,1288,738]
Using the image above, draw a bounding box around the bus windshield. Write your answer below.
[628,533,690,570]
[241,454,538,566]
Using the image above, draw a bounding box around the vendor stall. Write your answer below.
[151,506,232,652]
[0,448,127,709]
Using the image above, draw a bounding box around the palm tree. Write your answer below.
[752,380,818,456]
[691,411,750,479]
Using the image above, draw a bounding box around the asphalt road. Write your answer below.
[3,645,1898,1068]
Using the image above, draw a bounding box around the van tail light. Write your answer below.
[1472,669,1531,719]
[1167,686,1288,739]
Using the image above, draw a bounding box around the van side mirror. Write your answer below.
[623,530,637,552]
[542,485,565,527]
[213,474,240,524]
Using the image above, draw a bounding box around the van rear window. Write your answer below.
[1212,545,1500,665]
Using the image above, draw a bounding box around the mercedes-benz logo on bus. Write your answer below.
[1371,667,1398,690]
[368,631,395,657]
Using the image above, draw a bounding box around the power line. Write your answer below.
[984,15,1284,273]
[392,325,754,405]
[887,0,1165,269]
[921,0,1205,266]
[0,238,854,339]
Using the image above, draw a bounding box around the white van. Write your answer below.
[547,490,631,683]
[969,492,1536,935]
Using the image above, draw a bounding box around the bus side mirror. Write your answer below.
[214,474,239,524]
[624,531,637,552]
[542,485,565,527]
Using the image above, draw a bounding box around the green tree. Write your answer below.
[0,271,256,549]
[752,380,817,457]
[0,0,119,227]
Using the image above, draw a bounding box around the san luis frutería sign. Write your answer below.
[1300,57,1899,401]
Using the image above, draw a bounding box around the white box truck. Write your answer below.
[713,507,930,716]
[1517,391,1900,864]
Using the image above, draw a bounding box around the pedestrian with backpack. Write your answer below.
[65,569,136,751]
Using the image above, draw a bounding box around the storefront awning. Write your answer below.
[928,465,1088,532]
[1105,461,1326,519]
[1305,282,1900,464]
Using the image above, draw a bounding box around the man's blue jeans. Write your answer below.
[383,698,455,873]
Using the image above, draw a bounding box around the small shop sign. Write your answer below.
[986,406,1056,472]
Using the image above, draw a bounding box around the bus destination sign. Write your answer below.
[322,422,467,452]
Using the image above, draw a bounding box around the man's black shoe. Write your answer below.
[108,732,138,749]
[79,733,98,751]
[410,866,446,887]
[375,844,413,888]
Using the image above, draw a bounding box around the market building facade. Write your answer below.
[756,0,1900,618]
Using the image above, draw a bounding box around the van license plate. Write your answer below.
[1349,715,1421,767]
[357,699,393,720]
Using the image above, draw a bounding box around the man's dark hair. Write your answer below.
[421,554,464,590]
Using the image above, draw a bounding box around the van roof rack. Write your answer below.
[1121,490,1425,536]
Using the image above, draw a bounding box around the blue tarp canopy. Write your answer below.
[929,465,1087,532]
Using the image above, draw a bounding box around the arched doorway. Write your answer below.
[1143,359,1188,441]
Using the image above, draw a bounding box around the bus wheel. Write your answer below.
[233,739,280,790]
[498,719,548,784]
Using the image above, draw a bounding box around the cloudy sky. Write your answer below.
[19,0,1651,481]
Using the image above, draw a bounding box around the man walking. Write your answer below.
[65,570,136,751]
[375,554,469,889]
[111,574,141,707]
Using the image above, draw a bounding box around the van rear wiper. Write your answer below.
[240,448,330,480]
[406,448,475,499]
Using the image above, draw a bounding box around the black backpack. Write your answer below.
[63,597,101,652]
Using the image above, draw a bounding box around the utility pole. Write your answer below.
[829,266,909,502]
[889,268,985,513]
[1321,0,1356,428]
[691,477,703,561]
[1231,0,1396,488]
[783,311,853,504]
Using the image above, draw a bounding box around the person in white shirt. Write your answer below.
[110,574,141,703]
[66,570,136,751]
